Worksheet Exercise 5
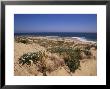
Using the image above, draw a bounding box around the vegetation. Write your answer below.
[64,48,81,72]
[17,37,96,74]
[47,46,81,72]
[91,44,97,49]
[85,45,91,50]
[47,46,67,55]
[15,36,30,44]
[19,51,48,76]
[37,59,47,76]
[66,59,80,72]
[19,51,43,65]
[83,49,91,57]
[83,46,92,59]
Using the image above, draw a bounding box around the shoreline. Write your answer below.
[15,35,97,44]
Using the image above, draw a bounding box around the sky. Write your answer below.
[14,14,97,33]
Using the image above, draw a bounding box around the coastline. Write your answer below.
[15,35,97,43]
[14,32,97,41]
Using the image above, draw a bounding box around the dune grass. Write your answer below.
[17,36,96,74]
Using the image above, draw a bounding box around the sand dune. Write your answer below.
[14,36,97,76]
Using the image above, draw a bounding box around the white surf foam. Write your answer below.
[72,37,96,44]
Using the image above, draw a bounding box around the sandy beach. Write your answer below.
[14,36,97,76]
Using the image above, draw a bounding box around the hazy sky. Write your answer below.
[14,14,97,33]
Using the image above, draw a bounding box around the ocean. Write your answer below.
[14,32,97,42]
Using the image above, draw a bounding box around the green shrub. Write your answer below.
[66,58,80,72]
[15,37,29,44]
[64,48,81,72]
[57,40,64,46]
[19,51,43,65]
[20,39,29,44]
[19,51,48,75]
[40,42,48,47]
[47,46,81,72]
[85,45,91,50]
[69,48,82,59]
[83,49,91,58]
[47,47,81,59]
[47,46,65,55]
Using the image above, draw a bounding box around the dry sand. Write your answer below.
[14,37,97,76]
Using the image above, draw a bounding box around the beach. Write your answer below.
[14,36,97,76]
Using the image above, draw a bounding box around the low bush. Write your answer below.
[65,48,81,72]
[66,58,80,72]
[20,39,29,44]
[15,37,30,44]
[47,46,66,55]
[85,45,91,50]
[83,49,91,58]
[19,51,48,76]
[19,51,43,65]
[47,46,81,72]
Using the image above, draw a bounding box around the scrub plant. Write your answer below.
[19,51,43,65]
[47,46,81,72]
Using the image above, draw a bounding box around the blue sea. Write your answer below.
[14,32,97,42]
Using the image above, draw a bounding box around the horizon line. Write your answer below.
[14,32,97,33]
